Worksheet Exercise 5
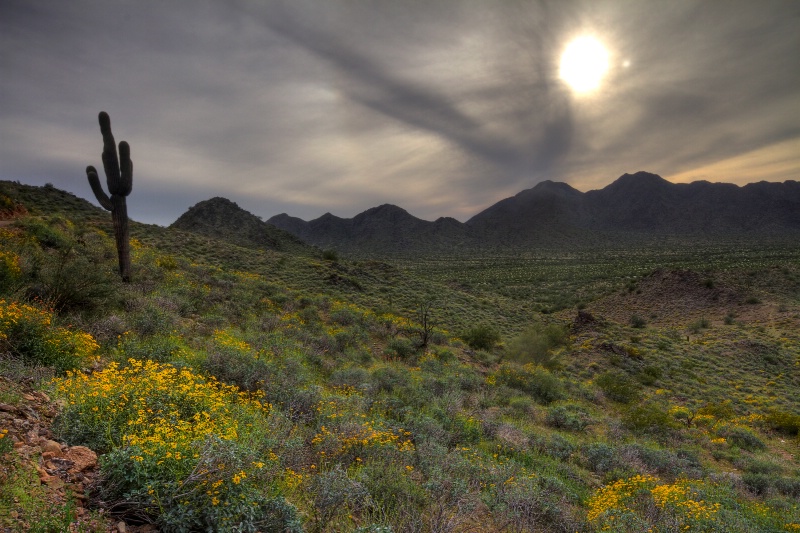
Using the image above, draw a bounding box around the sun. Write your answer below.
[559,36,609,94]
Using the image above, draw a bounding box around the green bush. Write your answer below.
[311,464,372,526]
[623,401,677,436]
[545,403,591,432]
[384,337,416,359]
[716,425,766,451]
[624,444,703,479]
[595,371,641,404]
[19,218,116,313]
[637,365,663,386]
[322,249,339,262]
[102,436,301,532]
[483,471,583,532]
[493,363,565,404]
[202,345,272,392]
[330,366,372,390]
[462,324,500,351]
[630,315,647,328]
[505,322,568,370]
[582,443,621,475]
[765,409,800,436]
[357,460,427,532]
[372,364,412,393]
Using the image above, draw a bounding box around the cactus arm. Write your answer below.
[86,165,113,211]
[99,111,123,194]
[119,141,133,196]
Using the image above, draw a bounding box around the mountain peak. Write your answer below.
[361,204,411,217]
[171,196,309,252]
[612,171,670,187]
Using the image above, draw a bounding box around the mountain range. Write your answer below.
[172,172,800,256]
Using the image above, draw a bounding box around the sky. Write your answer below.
[1,0,799,226]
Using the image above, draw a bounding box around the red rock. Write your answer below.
[0,403,19,414]
[41,440,63,456]
[64,446,97,473]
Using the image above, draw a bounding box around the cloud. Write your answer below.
[1,0,798,224]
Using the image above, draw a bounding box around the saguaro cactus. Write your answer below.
[86,111,133,282]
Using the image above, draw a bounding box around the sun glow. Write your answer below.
[559,36,609,94]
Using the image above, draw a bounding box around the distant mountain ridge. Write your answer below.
[262,172,800,255]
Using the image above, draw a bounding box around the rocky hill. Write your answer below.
[170,197,313,254]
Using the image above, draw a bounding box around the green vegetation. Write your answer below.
[1,180,799,531]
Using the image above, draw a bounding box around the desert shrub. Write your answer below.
[200,331,271,392]
[311,464,372,526]
[102,436,300,532]
[18,218,116,313]
[331,327,368,353]
[630,314,647,328]
[535,433,576,462]
[128,302,175,336]
[742,470,800,498]
[637,364,663,386]
[689,317,711,333]
[582,443,622,475]
[545,403,592,432]
[114,331,187,365]
[492,362,565,404]
[330,306,363,327]
[716,425,766,452]
[485,467,583,532]
[357,460,427,532]
[461,324,500,351]
[774,476,800,498]
[0,299,98,373]
[505,322,568,370]
[330,366,372,391]
[322,249,339,262]
[443,414,482,446]
[415,445,481,532]
[384,337,416,359]
[764,409,800,436]
[697,400,735,420]
[622,444,703,480]
[595,371,641,404]
[372,364,412,393]
[623,400,677,436]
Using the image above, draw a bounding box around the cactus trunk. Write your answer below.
[111,194,131,282]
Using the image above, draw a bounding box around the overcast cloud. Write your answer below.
[1,0,798,225]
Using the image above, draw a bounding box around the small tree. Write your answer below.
[463,324,501,351]
[412,297,437,351]
[86,111,133,282]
